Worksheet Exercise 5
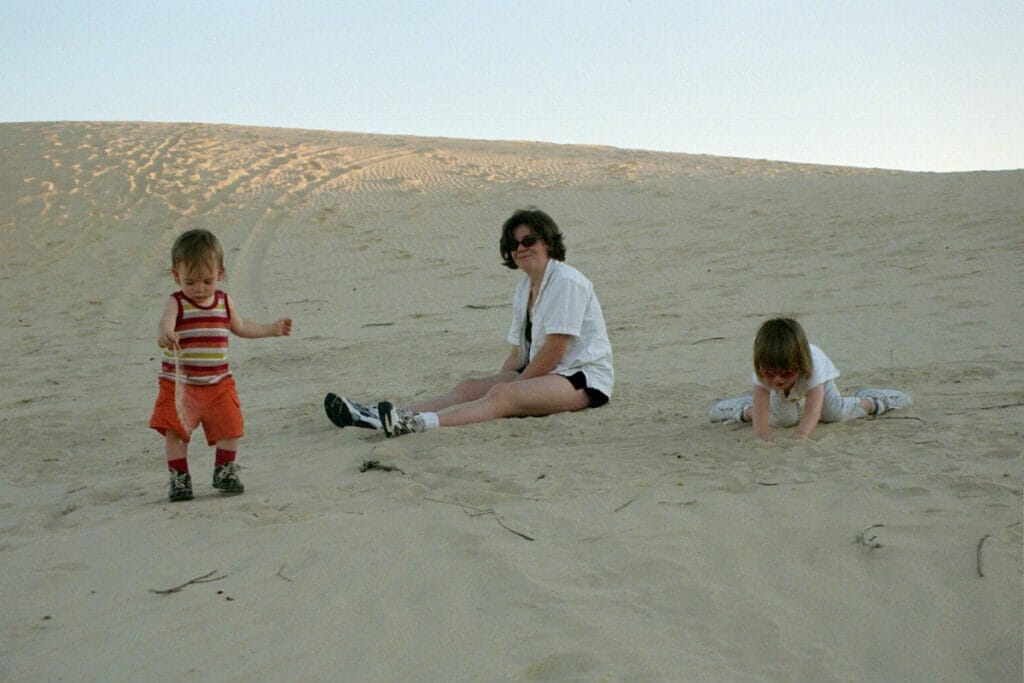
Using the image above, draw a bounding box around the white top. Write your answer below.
[751,343,839,402]
[508,260,614,397]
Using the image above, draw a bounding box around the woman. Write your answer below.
[324,207,613,437]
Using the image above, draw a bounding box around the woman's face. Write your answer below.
[510,224,547,270]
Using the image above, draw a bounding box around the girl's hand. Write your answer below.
[274,318,293,337]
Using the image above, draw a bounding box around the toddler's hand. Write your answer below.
[157,331,179,349]
[275,318,293,337]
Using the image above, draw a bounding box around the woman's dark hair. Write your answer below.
[499,208,567,269]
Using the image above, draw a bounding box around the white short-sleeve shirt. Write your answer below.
[508,260,614,397]
[751,343,839,403]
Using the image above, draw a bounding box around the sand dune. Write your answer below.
[1,121,1021,681]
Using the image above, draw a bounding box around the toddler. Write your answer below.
[709,317,911,441]
[149,229,292,501]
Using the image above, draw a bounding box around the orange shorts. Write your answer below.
[149,377,244,446]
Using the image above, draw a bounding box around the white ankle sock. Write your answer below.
[421,412,440,430]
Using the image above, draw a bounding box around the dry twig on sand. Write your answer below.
[427,497,534,541]
[360,459,404,474]
[613,493,641,512]
[856,524,884,549]
[690,336,726,345]
[148,570,227,594]
[976,534,991,578]
[979,402,1024,410]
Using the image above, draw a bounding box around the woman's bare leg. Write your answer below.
[409,371,519,413]
[437,374,589,427]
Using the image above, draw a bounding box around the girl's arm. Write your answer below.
[226,295,292,339]
[793,384,825,439]
[517,334,572,380]
[156,296,179,348]
[751,385,772,441]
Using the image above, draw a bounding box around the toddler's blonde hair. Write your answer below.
[171,229,224,276]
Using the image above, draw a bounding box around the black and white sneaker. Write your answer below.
[378,401,426,438]
[324,393,382,430]
[168,470,193,502]
[212,461,244,494]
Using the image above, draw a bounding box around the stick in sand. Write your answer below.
[149,570,227,594]
[977,534,991,578]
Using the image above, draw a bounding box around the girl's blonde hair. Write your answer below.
[171,229,224,275]
[753,317,813,379]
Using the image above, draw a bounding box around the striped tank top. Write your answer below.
[159,290,232,385]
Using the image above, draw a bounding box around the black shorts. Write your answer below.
[516,367,610,408]
[564,371,609,408]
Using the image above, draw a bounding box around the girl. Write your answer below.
[709,318,911,441]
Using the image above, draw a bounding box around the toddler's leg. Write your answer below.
[819,380,871,423]
[165,432,193,502]
[166,431,188,465]
[212,438,244,494]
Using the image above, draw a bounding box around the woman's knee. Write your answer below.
[482,381,515,406]
[453,378,487,403]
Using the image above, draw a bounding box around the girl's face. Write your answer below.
[758,367,800,391]
[510,224,548,272]
[173,262,223,304]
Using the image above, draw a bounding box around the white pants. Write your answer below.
[767,379,867,427]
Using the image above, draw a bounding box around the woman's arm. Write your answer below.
[500,346,521,373]
[793,384,824,439]
[517,334,572,380]
[751,385,772,441]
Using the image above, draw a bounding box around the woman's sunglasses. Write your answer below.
[509,235,540,251]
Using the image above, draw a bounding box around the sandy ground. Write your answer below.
[1,121,1021,681]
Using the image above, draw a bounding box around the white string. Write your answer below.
[172,345,188,429]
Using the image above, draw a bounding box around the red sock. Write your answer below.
[168,458,189,473]
[215,449,236,467]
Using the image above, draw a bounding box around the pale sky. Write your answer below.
[2,0,1021,172]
